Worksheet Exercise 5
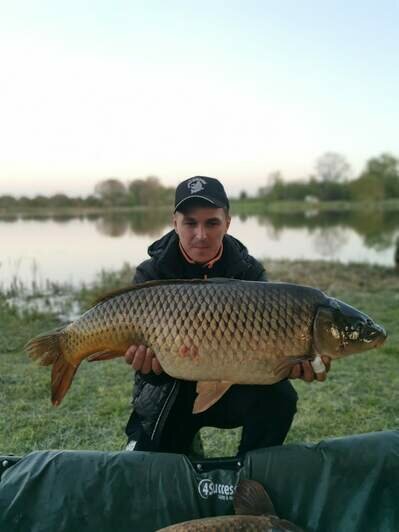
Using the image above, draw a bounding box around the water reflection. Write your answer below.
[95,216,129,238]
[1,208,399,290]
[0,209,171,237]
[312,227,348,258]
[255,209,399,252]
[0,213,80,224]
[1,208,399,250]
[0,215,18,223]
[125,210,171,236]
[95,210,171,237]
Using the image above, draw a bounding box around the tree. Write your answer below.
[350,153,399,201]
[49,194,74,207]
[315,152,351,183]
[94,178,127,206]
[266,175,288,201]
[366,153,399,197]
[84,195,102,207]
[128,176,170,206]
[258,171,284,198]
[30,195,49,207]
[0,195,17,208]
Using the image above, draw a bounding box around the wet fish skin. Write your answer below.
[156,479,304,531]
[156,514,303,531]
[25,279,386,407]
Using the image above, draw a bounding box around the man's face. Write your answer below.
[174,205,231,264]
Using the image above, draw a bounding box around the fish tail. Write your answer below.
[25,328,78,406]
[51,353,78,406]
[25,328,64,366]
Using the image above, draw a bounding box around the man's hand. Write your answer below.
[124,345,163,375]
[289,356,331,382]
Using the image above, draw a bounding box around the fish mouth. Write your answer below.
[365,323,387,347]
[373,333,387,348]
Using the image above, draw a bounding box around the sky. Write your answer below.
[1,0,398,198]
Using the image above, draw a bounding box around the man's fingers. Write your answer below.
[124,345,138,364]
[126,344,163,375]
[314,356,331,381]
[322,356,331,373]
[141,348,154,374]
[290,358,331,383]
[301,361,315,382]
[131,345,147,371]
[152,357,163,375]
[315,370,327,382]
[289,364,302,379]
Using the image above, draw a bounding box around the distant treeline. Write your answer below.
[256,152,399,203]
[0,176,175,209]
[1,153,398,209]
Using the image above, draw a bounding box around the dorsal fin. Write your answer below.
[233,479,276,516]
[93,277,236,306]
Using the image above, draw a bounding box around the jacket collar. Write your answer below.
[178,241,224,269]
[147,230,252,278]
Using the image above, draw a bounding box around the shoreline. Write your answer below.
[1,197,399,217]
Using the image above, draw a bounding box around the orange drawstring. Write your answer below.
[179,242,223,270]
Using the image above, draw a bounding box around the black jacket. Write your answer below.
[125,230,267,449]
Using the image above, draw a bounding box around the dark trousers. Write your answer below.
[155,380,298,455]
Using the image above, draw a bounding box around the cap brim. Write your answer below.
[174,195,226,212]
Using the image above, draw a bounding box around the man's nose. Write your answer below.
[195,225,207,240]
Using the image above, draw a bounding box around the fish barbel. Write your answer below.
[156,479,304,531]
[25,279,386,410]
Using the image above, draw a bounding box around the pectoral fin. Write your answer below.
[87,350,124,362]
[193,381,233,414]
[272,356,312,379]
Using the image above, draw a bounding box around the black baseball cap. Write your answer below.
[174,176,230,212]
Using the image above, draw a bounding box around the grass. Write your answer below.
[0,260,398,458]
[0,297,133,454]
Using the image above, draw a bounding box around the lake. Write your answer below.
[1,208,398,289]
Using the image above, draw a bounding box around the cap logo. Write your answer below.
[187,177,206,194]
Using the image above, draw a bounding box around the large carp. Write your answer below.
[156,479,304,531]
[25,279,386,411]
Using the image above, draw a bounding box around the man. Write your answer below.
[124,176,330,455]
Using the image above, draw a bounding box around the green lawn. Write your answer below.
[1,260,398,457]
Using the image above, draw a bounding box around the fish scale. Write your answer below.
[156,478,305,531]
[136,282,319,382]
[156,514,303,531]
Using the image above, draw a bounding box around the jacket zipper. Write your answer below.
[151,380,178,442]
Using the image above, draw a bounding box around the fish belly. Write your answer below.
[128,280,322,383]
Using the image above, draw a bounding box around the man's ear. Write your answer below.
[226,216,231,232]
[173,214,178,231]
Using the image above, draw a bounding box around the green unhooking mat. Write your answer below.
[0,431,398,532]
